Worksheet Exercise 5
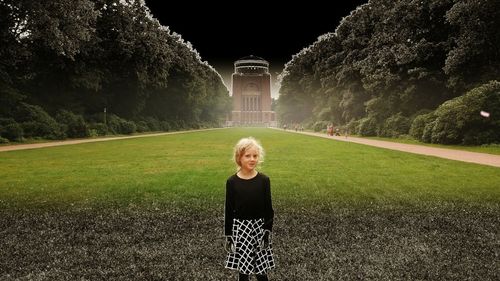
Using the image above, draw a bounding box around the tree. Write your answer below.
[445,0,500,91]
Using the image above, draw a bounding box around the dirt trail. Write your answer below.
[0,128,221,152]
[282,129,500,168]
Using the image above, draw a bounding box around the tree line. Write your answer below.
[0,0,231,142]
[277,0,500,145]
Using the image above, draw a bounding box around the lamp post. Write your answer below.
[104,107,107,135]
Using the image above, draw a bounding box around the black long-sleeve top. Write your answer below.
[224,172,274,236]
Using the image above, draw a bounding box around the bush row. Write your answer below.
[0,103,219,143]
[308,81,500,145]
[409,81,500,145]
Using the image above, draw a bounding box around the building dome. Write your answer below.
[234,55,269,74]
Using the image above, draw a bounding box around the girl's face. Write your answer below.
[239,146,259,172]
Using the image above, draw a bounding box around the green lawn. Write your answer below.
[1,127,499,209]
[1,128,498,280]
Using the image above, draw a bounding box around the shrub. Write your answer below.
[88,129,98,137]
[430,101,464,144]
[357,117,378,136]
[380,113,411,137]
[106,114,124,134]
[120,120,136,135]
[345,119,360,135]
[190,122,200,129]
[303,119,315,130]
[144,117,161,131]
[15,103,64,139]
[2,123,23,141]
[422,119,437,143]
[89,123,107,136]
[171,120,187,130]
[430,81,500,144]
[312,121,329,132]
[410,112,436,141]
[0,137,9,143]
[55,110,90,138]
[160,121,170,132]
[135,121,149,133]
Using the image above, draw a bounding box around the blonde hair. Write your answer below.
[233,137,265,168]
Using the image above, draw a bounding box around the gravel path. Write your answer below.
[0,128,222,152]
[282,129,500,168]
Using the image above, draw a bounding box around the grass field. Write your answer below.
[1,128,499,280]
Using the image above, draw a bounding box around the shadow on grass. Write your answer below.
[0,203,498,280]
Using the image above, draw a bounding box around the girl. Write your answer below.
[224,137,275,281]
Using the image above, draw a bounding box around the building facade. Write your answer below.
[229,56,276,127]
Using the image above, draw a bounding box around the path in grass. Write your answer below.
[0,128,223,152]
[282,129,500,168]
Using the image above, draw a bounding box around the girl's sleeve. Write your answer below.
[224,179,234,236]
[263,176,274,232]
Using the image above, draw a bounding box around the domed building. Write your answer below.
[228,55,276,126]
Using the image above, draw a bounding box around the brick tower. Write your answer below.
[229,55,276,126]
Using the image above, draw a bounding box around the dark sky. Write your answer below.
[144,1,368,96]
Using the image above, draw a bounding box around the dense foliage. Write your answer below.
[0,0,231,142]
[278,0,500,144]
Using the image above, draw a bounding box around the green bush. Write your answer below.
[2,123,23,141]
[0,136,9,143]
[15,103,64,139]
[422,119,437,143]
[410,112,436,141]
[303,119,315,130]
[88,129,98,137]
[55,110,90,138]
[89,123,107,136]
[144,117,161,131]
[0,118,15,139]
[205,120,222,128]
[380,113,411,137]
[106,114,125,134]
[160,121,170,132]
[357,117,378,136]
[189,122,200,129]
[430,81,500,144]
[135,121,149,133]
[345,119,360,135]
[430,102,464,144]
[462,130,498,145]
[171,119,187,130]
[312,121,329,132]
[120,120,136,135]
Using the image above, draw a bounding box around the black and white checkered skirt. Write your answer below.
[225,218,275,275]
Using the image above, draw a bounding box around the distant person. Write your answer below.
[224,137,275,281]
[327,124,333,136]
[283,124,287,130]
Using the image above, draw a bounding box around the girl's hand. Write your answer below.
[225,237,234,253]
[261,230,271,249]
